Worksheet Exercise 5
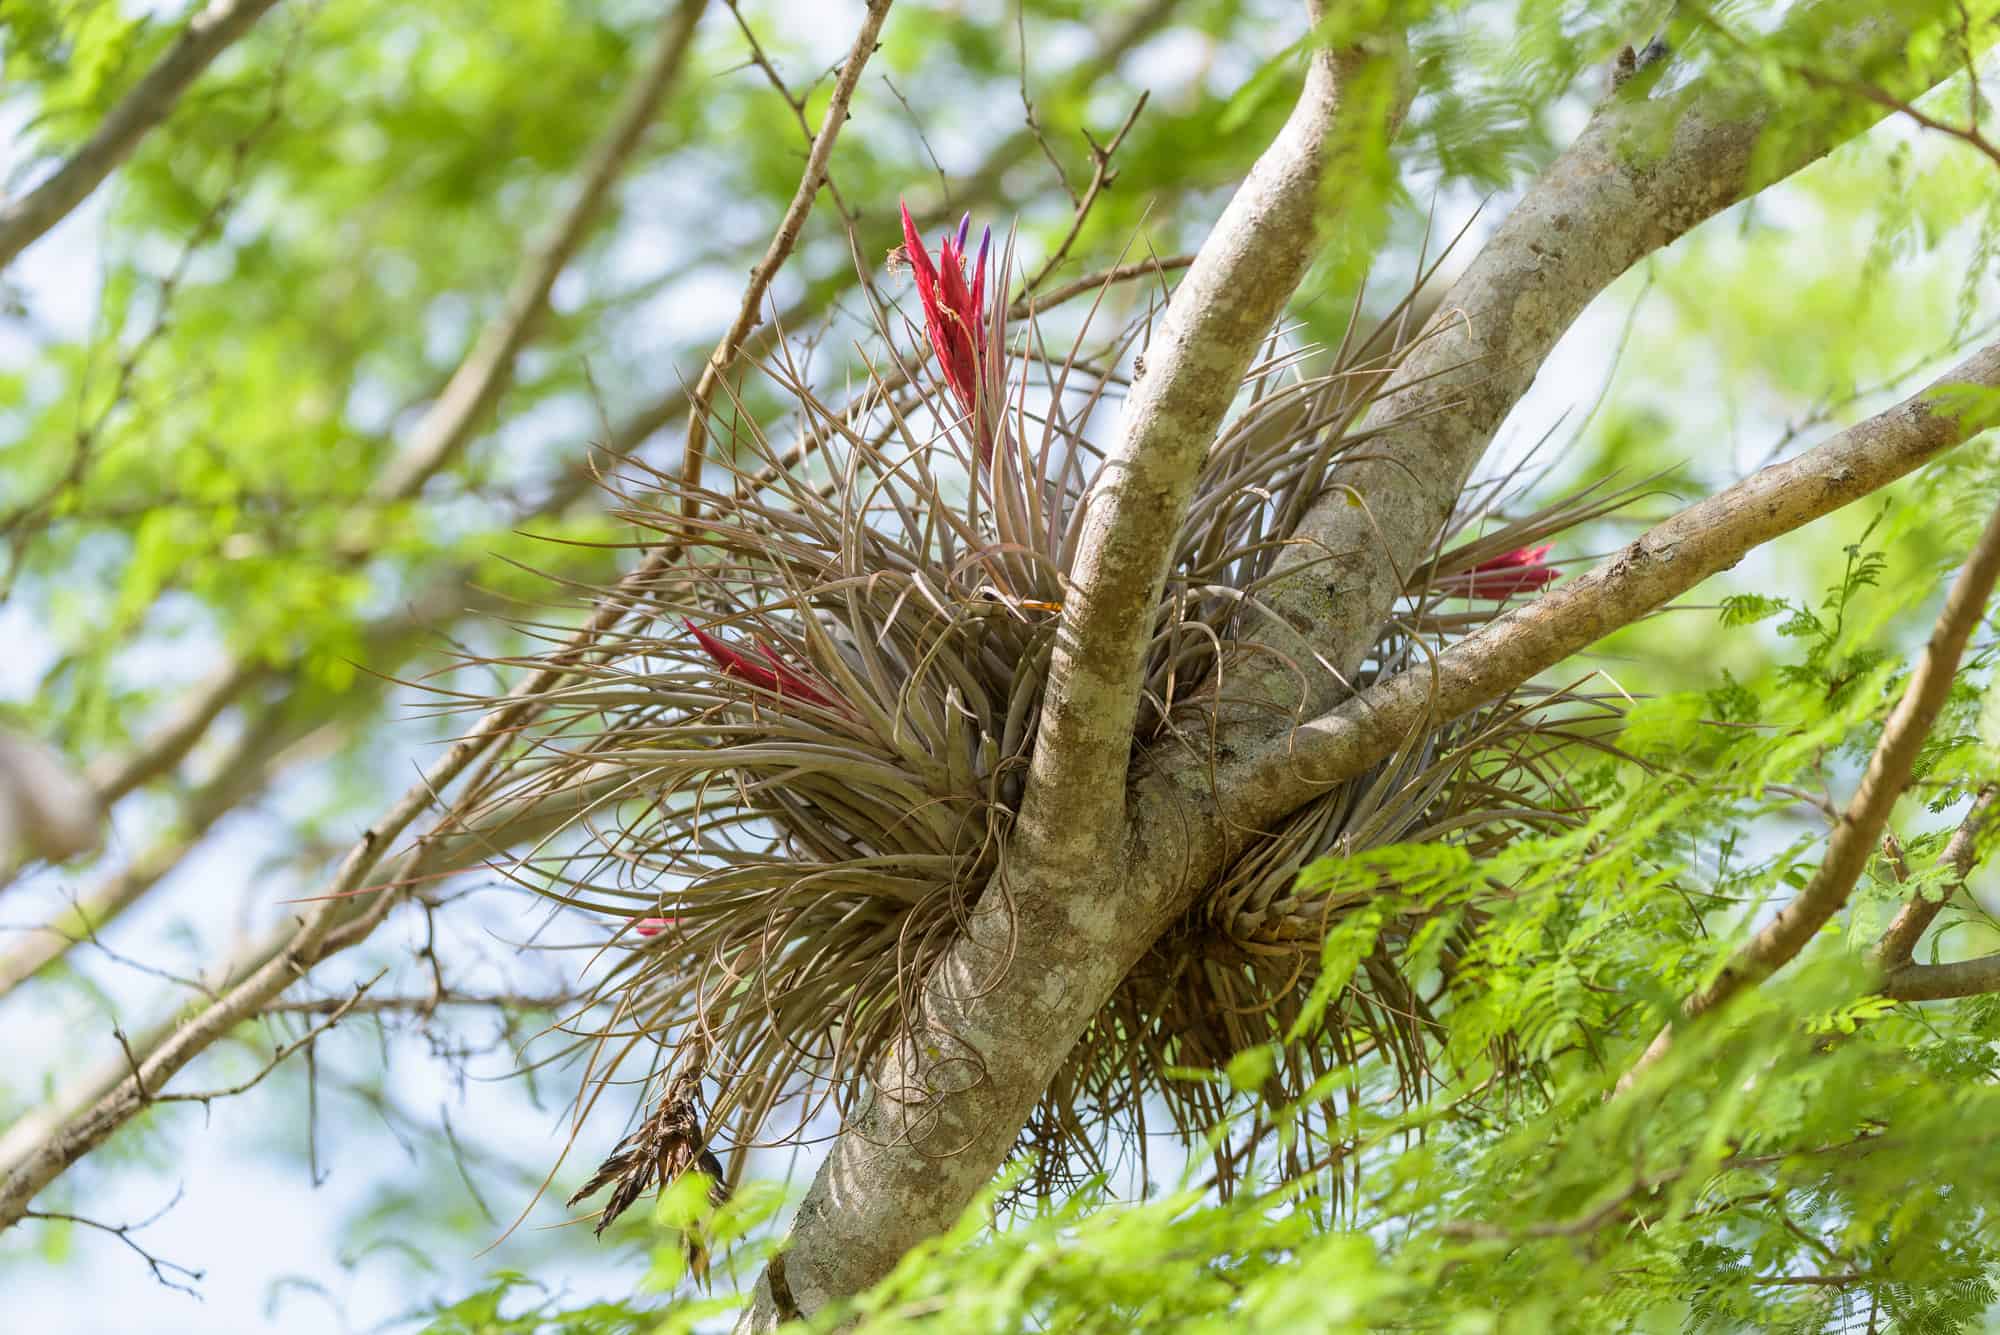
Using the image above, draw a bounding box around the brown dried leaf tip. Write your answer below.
[568,1064,728,1273]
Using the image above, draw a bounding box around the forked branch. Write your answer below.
[1620,438,2000,1089]
[1259,340,2000,830]
[1015,12,1411,904]
[1240,0,1990,724]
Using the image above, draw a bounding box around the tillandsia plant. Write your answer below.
[453,211,1641,1238]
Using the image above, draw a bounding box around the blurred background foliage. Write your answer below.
[2,0,1999,1330]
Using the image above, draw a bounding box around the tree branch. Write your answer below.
[0,549,587,993]
[0,0,283,272]
[1015,19,1410,975]
[1252,340,2000,831]
[731,13,1413,1327]
[82,659,266,806]
[22,1190,204,1296]
[1882,952,2000,1000]
[0,764,629,1222]
[1621,436,2000,1088]
[370,0,709,501]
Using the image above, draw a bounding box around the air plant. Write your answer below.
[454,213,1635,1235]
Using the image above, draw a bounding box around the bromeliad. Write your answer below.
[899,201,1001,463]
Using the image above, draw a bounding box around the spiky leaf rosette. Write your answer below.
[458,229,1633,1212]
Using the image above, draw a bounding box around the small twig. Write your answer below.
[1877,830,1911,884]
[678,0,896,506]
[1017,4,1079,205]
[23,1188,205,1296]
[151,970,386,1105]
[440,1104,499,1226]
[1030,253,1193,310]
[880,73,951,207]
[1771,1202,1844,1263]
[1018,93,1150,297]
[111,1026,148,1098]
[1766,783,1841,824]
[723,0,883,313]
[304,1024,325,1187]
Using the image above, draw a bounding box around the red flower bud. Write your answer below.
[899,200,998,463]
[684,619,839,709]
[1436,544,1560,599]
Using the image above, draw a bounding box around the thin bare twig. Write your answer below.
[1018,92,1149,297]
[23,1189,205,1296]
[1016,4,1079,205]
[677,0,896,506]
[151,970,387,1105]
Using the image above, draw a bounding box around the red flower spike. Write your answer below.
[634,916,677,938]
[684,619,837,709]
[899,200,997,463]
[1438,545,1561,600]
